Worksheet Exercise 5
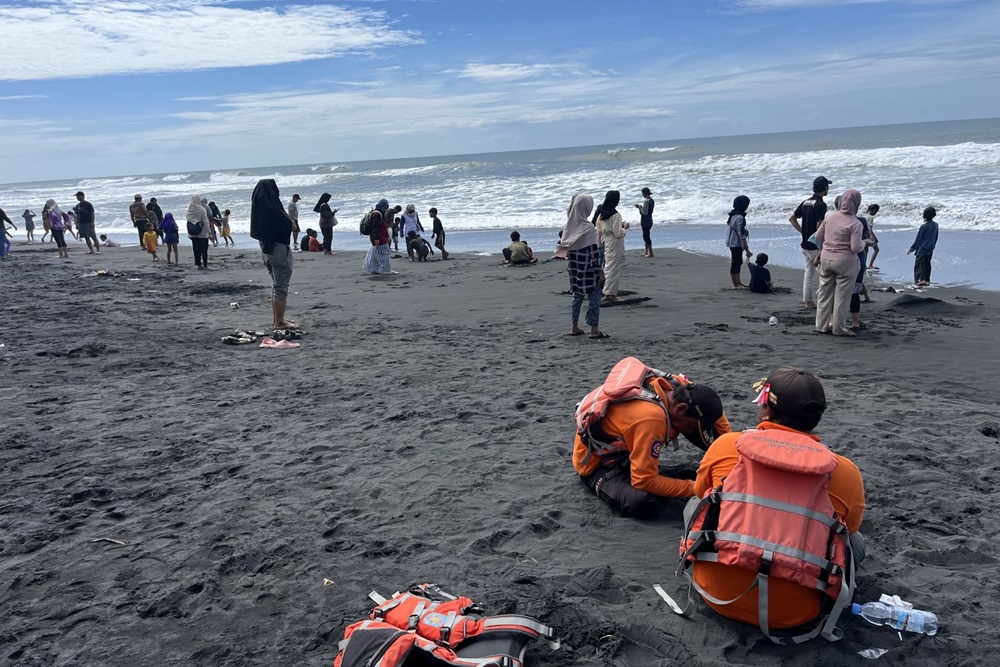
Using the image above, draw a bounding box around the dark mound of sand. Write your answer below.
[888,294,985,317]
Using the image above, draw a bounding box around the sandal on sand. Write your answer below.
[221,334,257,345]
[273,329,305,341]
[566,331,585,337]
[234,329,266,337]
[259,337,301,349]
[850,323,868,331]
[834,331,858,338]
[590,332,611,340]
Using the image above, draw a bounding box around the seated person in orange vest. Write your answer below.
[572,357,730,518]
[681,367,866,643]
[501,231,537,265]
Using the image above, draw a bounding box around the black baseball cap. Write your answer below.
[753,367,826,419]
[813,176,833,192]
[674,382,724,450]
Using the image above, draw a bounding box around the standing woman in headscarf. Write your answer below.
[725,195,752,289]
[187,195,211,269]
[594,190,628,302]
[558,194,608,339]
[814,189,864,337]
[313,193,338,255]
[45,199,69,258]
[250,179,297,329]
[362,198,397,275]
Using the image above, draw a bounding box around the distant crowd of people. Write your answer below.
[720,175,940,337]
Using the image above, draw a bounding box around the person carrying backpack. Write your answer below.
[572,357,730,518]
[678,367,866,643]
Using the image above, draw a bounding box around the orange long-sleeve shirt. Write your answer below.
[692,421,866,629]
[573,380,731,499]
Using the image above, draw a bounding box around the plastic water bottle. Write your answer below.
[851,601,938,635]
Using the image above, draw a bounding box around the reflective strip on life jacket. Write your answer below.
[673,429,855,644]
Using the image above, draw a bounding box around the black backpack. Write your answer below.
[359,209,377,236]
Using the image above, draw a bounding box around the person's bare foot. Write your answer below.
[805,301,817,309]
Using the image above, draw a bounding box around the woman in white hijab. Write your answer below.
[558,194,608,339]
[187,195,211,269]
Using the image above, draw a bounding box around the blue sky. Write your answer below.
[2,0,998,183]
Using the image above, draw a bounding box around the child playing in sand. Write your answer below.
[158,213,179,264]
[221,209,234,247]
[99,234,121,248]
[429,207,450,260]
[143,222,159,261]
[748,253,772,293]
[908,206,939,286]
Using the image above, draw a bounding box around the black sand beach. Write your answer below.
[2,244,999,666]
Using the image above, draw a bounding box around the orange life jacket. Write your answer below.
[333,583,558,667]
[676,429,856,644]
[575,357,684,465]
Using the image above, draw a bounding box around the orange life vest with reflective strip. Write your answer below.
[575,357,684,464]
[676,429,856,644]
[333,583,557,667]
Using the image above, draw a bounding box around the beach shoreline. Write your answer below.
[2,245,999,666]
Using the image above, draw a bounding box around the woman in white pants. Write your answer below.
[815,189,864,336]
[594,190,628,302]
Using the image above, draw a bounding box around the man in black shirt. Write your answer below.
[74,191,100,254]
[788,176,831,309]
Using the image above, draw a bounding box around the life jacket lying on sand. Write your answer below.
[575,357,685,465]
[333,583,559,667]
[675,429,856,644]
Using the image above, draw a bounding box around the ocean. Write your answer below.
[4,117,1000,289]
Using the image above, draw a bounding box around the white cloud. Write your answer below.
[455,63,560,82]
[0,0,419,81]
[0,94,47,100]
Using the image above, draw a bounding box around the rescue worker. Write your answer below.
[688,367,866,637]
[572,358,730,518]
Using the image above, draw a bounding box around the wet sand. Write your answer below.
[2,242,999,666]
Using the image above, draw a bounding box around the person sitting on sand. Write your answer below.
[99,234,121,248]
[682,367,865,642]
[306,229,322,252]
[747,253,772,293]
[572,358,730,518]
[502,231,536,265]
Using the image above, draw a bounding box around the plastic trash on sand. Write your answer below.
[858,648,889,659]
[768,316,778,326]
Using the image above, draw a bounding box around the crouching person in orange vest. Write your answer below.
[572,357,731,518]
[678,367,867,644]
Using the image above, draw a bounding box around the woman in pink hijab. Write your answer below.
[814,189,864,336]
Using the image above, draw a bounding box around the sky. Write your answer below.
[2,0,999,183]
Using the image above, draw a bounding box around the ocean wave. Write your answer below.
[647,146,680,153]
[605,148,639,157]
[161,173,194,182]
[77,175,155,188]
